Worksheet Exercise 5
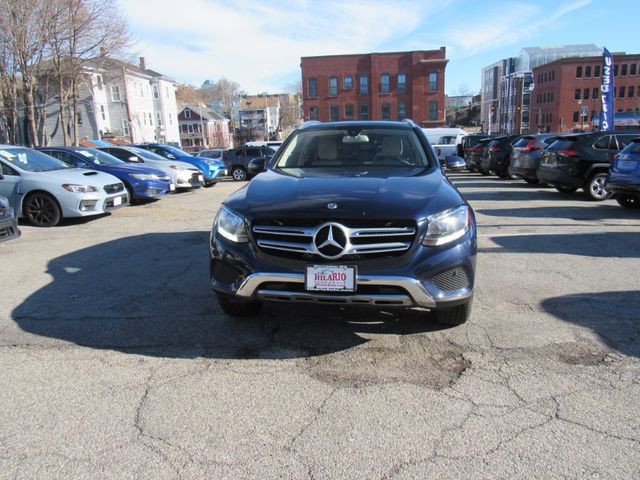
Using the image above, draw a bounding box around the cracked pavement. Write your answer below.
[1,174,639,479]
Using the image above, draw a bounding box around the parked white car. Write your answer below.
[422,128,468,162]
[0,146,128,227]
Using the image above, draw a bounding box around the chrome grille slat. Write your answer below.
[252,221,416,259]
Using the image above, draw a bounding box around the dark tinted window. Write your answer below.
[617,135,638,149]
[0,161,18,175]
[513,137,534,148]
[593,136,614,150]
[548,138,577,150]
[245,148,261,156]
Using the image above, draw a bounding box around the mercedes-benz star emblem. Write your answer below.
[327,202,338,210]
[314,223,348,259]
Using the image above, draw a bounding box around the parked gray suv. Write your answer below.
[222,146,276,181]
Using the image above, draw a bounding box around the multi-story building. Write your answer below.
[35,57,180,147]
[531,53,640,133]
[239,95,280,140]
[178,105,232,150]
[481,45,602,134]
[300,48,448,126]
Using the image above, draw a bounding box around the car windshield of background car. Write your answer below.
[0,148,71,172]
[82,149,125,166]
[129,147,168,161]
[275,128,429,175]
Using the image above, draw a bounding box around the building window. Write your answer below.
[343,75,353,91]
[359,75,369,95]
[148,112,153,126]
[631,64,637,76]
[360,104,369,120]
[380,74,390,94]
[328,76,338,97]
[551,70,555,81]
[77,111,83,125]
[428,72,438,91]
[142,113,147,126]
[583,88,589,100]
[614,64,619,76]
[330,105,339,122]
[96,75,103,90]
[548,113,552,124]
[110,85,121,102]
[594,65,601,78]
[629,86,635,98]
[619,86,626,98]
[585,65,592,78]
[576,66,582,78]
[185,109,191,119]
[100,105,106,121]
[381,102,391,120]
[122,120,129,136]
[309,106,318,120]
[156,112,162,126]
[572,111,579,123]
[593,87,599,99]
[574,89,581,100]
[188,124,193,133]
[398,102,406,120]
[622,64,628,76]
[397,74,407,93]
[344,103,354,119]
[428,101,438,121]
[153,84,159,99]
[308,77,318,98]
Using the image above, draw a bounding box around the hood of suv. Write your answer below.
[227,169,459,220]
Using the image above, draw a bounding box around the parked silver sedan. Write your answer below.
[0,146,128,227]
[98,146,204,189]
[0,194,20,243]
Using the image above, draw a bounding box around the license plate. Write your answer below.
[169,183,175,191]
[618,160,637,170]
[113,196,122,206]
[198,175,204,182]
[305,265,356,292]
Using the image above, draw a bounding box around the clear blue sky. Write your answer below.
[120,0,640,95]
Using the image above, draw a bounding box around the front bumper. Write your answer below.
[131,180,172,199]
[210,226,477,310]
[606,180,640,195]
[0,214,21,244]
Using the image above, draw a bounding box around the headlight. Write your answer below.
[62,184,98,193]
[131,174,160,181]
[215,207,248,243]
[422,205,471,247]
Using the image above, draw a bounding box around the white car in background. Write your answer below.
[422,127,468,163]
[0,146,128,227]
[98,146,204,189]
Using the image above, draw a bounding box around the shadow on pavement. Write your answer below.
[541,291,640,358]
[478,205,640,221]
[12,232,445,359]
[479,232,640,258]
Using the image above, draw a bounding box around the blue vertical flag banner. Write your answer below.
[599,48,614,131]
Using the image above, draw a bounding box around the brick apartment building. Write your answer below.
[300,48,448,126]
[532,53,640,133]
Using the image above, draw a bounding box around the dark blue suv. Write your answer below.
[209,120,477,326]
[607,137,640,208]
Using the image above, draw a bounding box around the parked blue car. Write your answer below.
[130,144,226,186]
[38,147,173,203]
[606,138,640,208]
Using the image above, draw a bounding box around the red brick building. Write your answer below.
[300,48,448,126]
[532,53,640,133]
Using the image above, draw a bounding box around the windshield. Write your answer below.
[0,147,71,172]
[80,149,125,166]
[275,127,431,174]
[129,147,168,161]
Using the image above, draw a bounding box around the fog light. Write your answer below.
[79,200,98,211]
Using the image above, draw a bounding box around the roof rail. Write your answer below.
[402,119,419,128]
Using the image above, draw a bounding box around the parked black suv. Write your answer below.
[537,131,640,200]
[508,133,559,184]
[223,146,276,181]
[460,134,491,165]
[479,135,521,178]
[466,137,494,173]
[209,120,477,326]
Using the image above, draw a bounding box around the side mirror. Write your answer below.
[128,156,142,163]
[166,154,177,160]
[248,157,267,175]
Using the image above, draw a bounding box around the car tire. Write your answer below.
[584,173,613,201]
[231,167,247,181]
[524,178,540,184]
[24,192,61,227]
[204,181,217,188]
[216,292,262,316]
[555,186,578,194]
[430,300,472,326]
[616,194,640,209]
[124,185,137,205]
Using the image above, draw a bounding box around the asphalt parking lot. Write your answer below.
[1,174,639,479]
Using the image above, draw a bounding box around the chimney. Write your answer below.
[139,57,146,70]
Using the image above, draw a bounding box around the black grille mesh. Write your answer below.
[104,183,124,193]
[432,267,470,292]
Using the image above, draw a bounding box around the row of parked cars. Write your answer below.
[0,143,234,240]
[461,130,640,207]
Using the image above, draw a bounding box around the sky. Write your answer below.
[119,0,640,96]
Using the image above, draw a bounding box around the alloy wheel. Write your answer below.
[25,193,61,227]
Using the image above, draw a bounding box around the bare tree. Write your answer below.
[175,84,206,108]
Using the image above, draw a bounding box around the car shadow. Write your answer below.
[541,291,640,358]
[11,232,446,359]
[478,204,640,221]
[479,231,640,258]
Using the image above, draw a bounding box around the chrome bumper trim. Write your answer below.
[235,272,437,308]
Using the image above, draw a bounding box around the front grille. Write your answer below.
[104,183,124,194]
[432,267,470,292]
[252,219,416,260]
[0,225,17,239]
[189,172,201,184]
